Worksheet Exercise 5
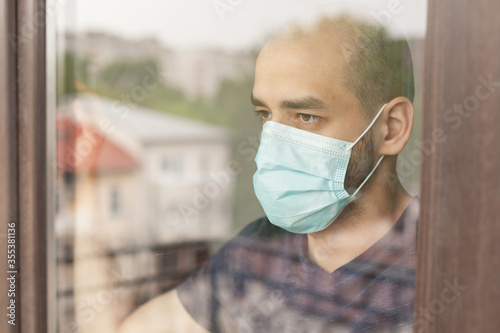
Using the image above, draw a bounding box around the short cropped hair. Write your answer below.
[272,14,415,118]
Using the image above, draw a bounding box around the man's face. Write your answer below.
[251,34,376,191]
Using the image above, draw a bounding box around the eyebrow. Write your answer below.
[250,92,327,110]
[250,92,267,107]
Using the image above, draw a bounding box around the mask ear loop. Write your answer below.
[345,103,388,199]
[346,103,388,151]
[322,103,390,230]
[351,155,384,198]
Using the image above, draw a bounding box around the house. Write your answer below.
[56,94,235,333]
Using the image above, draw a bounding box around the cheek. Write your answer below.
[316,118,357,142]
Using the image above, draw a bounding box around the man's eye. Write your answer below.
[255,110,272,120]
[298,113,319,124]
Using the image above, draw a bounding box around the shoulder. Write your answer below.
[179,215,296,288]
[177,216,295,332]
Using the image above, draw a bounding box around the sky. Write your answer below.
[63,0,427,50]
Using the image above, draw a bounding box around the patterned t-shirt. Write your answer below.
[178,198,419,333]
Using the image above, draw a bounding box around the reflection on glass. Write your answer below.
[53,1,425,333]
[55,18,258,333]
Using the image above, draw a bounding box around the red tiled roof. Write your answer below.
[57,116,138,173]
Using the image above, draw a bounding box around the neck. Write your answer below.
[306,158,413,273]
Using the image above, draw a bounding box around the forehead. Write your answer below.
[253,33,348,101]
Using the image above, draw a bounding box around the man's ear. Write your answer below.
[377,97,414,156]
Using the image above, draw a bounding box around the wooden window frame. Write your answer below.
[0,0,55,332]
[415,0,500,332]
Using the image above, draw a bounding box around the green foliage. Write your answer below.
[78,56,260,131]
[96,58,158,93]
[60,51,90,99]
[61,52,76,97]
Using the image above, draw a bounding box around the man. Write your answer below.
[119,14,418,333]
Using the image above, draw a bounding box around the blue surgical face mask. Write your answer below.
[253,104,387,234]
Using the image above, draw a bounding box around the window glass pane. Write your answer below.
[53,1,426,332]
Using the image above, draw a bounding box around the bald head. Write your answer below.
[259,14,415,118]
